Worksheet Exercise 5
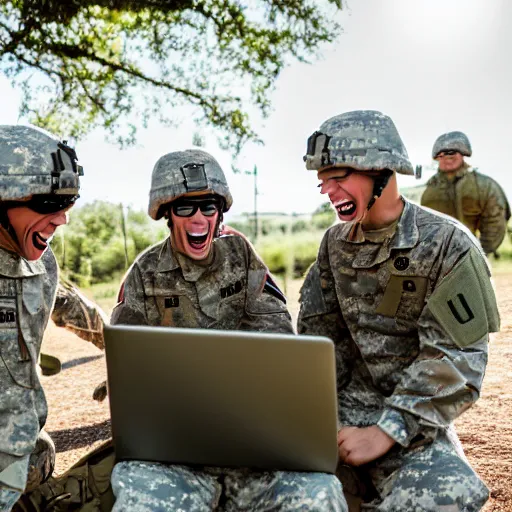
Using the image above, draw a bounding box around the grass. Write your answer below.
[78,229,512,318]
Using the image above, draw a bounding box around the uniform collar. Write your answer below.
[335,198,419,269]
[437,165,469,182]
[155,236,218,282]
[0,246,47,277]
[156,237,180,273]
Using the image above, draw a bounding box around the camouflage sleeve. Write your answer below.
[377,229,496,447]
[110,264,149,326]
[51,280,108,351]
[238,240,294,334]
[297,233,355,391]
[478,178,509,254]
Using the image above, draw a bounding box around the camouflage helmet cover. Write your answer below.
[148,149,233,220]
[432,131,472,159]
[0,125,82,201]
[304,110,414,175]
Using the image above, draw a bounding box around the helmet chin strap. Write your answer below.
[347,170,394,241]
[366,170,394,211]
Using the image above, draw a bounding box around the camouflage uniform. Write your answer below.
[0,126,82,510]
[52,279,108,351]
[0,247,58,511]
[109,149,347,512]
[422,131,510,255]
[300,112,499,511]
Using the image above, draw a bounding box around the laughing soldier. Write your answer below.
[107,149,348,512]
[298,111,499,511]
[0,126,83,510]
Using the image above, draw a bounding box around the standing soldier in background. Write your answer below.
[299,111,498,511]
[0,126,83,510]
[421,131,510,256]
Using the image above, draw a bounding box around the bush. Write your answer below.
[256,231,323,278]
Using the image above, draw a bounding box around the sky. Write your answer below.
[1,0,511,224]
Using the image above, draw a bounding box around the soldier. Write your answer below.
[421,131,510,255]
[35,281,108,379]
[103,149,346,511]
[299,111,498,511]
[0,125,83,510]
[51,279,107,352]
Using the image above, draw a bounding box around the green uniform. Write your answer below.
[421,167,510,255]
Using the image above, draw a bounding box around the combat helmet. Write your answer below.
[432,131,472,159]
[148,149,233,220]
[0,125,82,202]
[304,110,414,175]
[304,110,413,210]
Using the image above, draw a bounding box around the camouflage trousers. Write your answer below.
[111,461,347,511]
[339,430,488,512]
[0,455,29,512]
[0,487,23,511]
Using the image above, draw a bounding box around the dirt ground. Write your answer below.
[41,274,512,511]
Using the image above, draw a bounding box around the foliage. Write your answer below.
[0,0,342,150]
[256,230,323,277]
[312,202,335,230]
[313,202,333,216]
[401,185,426,204]
[51,200,167,284]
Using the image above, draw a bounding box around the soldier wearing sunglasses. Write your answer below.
[0,125,85,510]
[421,131,510,256]
[103,149,347,511]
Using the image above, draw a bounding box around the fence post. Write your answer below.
[119,203,129,269]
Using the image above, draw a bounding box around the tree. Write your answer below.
[313,202,334,216]
[0,0,342,150]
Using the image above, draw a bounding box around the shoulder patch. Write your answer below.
[263,274,286,304]
[427,248,500,347]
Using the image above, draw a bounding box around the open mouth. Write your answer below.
[32,232,48,250]
[335,200,357,218]
[186,231,209,250]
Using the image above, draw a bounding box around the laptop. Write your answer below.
[104,324,339,474]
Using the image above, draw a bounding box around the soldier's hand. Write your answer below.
[337,425,395,466]
[93,380,108,402]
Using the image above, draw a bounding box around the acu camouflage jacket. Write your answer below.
[298,200,499,448]
[0,247,58,480]
[111,235,293,334]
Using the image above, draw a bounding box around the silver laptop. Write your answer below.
[104,324,339,474]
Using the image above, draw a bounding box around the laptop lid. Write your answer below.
[104,324,339,474]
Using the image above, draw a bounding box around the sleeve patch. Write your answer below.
[263,274,286,304]
[427,248,500,347]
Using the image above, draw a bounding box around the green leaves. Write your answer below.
[0,0,341,151]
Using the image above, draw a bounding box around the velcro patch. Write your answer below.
[0,297,17,329]
[427,248,499,347]
[220,280,243,299]
[164,296,180,308]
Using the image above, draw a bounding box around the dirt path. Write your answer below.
[41,274,512,510]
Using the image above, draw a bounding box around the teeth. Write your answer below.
[187,231,208,237]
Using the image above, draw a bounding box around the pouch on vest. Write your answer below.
[13,440,115,512]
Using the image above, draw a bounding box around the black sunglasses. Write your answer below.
[25,195,79,214]
[436,150,459,157]
[170,200,220,218]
